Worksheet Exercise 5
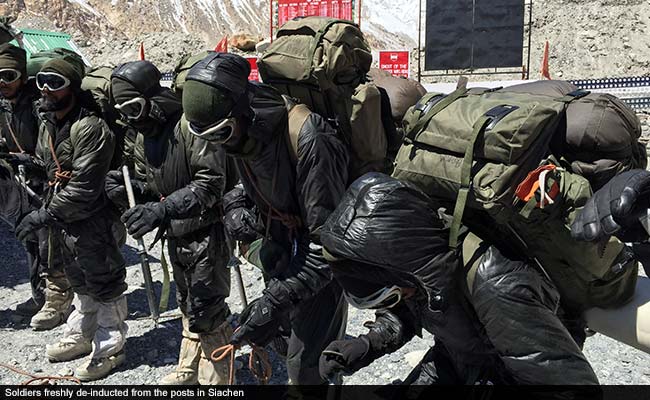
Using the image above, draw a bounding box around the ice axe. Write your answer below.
[225,233,248,308]
[122,165,159,321]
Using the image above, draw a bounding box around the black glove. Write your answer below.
[121,201,167,239]
[231,295,288,347]
[571,170,650,243]
[15,208,52,242]
[319,337,372,380]
[224,207,262,243]
[105,170,147,210]
[223,185,263,242]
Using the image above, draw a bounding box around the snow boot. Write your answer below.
[160,317,201,385]
[31,276,73,331]
[198,320,233,385]
[75,350,125,382]
[46,294,98,362]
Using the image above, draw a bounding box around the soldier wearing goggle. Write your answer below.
[183,52,350,385]
[0,43,70,330]
[16,53,129,382]
[108,60,235,385]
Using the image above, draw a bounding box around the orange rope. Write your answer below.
[211,343,273,385]
[211,344,236,385]
[47,135,72,187]
[0,362,81,385]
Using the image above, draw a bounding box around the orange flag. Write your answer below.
[215,36,228,53]
[139,42,145,61]
[540,41,551,80]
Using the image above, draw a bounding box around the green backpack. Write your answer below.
[394,86,589,247]
[258,17,387,181]
[81,66,128,169]
[171,51,211,96]
[394,86,638,312]
[26,48,85,78]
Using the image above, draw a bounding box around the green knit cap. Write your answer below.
[40,54,86,88]
[0,43,26,77]
[182,79,234,127]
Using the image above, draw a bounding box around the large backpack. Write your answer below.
[81,66,129,169]
[171,50,211,96]
[258,17,387,181]
[393,84,639,313]
[26,48,84,77]
[394,86,589,246]
[500,80,647,190]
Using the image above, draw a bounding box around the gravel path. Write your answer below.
[0,222,649,385]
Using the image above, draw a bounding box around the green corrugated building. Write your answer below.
[11,28,91,67]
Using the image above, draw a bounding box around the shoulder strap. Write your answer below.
[285,102,312,164]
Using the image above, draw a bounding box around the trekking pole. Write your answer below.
[122,165,159,321]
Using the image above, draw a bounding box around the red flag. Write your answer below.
[540,41,551,80]
[214,36,228,53]
[139,42,145,61]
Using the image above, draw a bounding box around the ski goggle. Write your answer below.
[343,285,403,310]
[0,69,21,84]
[187,116,237,143]
[114,97,148,120]
[35,72,71,92]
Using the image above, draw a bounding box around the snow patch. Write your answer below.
[68,0,102,17]
[365,0,418,44]
[170,0,189,34]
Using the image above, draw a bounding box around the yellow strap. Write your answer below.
[286,103,312,163]
[158,238,171,313]
[462,232,484,296]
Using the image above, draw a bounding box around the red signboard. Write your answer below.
[247,57,259,82]
[278,0,353,27]
[379,51,410,78]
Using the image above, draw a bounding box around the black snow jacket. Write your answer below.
[227,82,349,306]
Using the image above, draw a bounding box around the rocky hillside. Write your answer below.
[1,0,649,79]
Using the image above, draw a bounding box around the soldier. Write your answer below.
[108,60,233,385]
[0,43,70,329]
[318,173,600,386]
[15,54,128,381]
[183,52,349,384]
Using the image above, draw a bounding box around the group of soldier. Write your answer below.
[0,33,649,389]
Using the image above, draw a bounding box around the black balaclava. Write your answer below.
[111,60,181,138]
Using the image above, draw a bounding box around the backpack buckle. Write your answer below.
[414,94,446,116]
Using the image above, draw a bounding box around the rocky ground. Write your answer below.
[1,218,650,385]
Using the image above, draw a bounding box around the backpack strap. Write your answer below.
[448,104,520,248]
[405,87,469,143]
[283,97,312,164]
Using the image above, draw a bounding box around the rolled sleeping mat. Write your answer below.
[584,276,650,355]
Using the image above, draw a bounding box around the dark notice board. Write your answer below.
[425,0,524,70]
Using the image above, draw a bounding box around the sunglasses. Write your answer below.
[36,72,71,92]
[114,97,148,120]
[187,116,237,143]
[343,285,403,310]
[0,69,21,84]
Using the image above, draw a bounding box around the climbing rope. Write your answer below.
[0,362,81,385]
[211,343,273,385]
